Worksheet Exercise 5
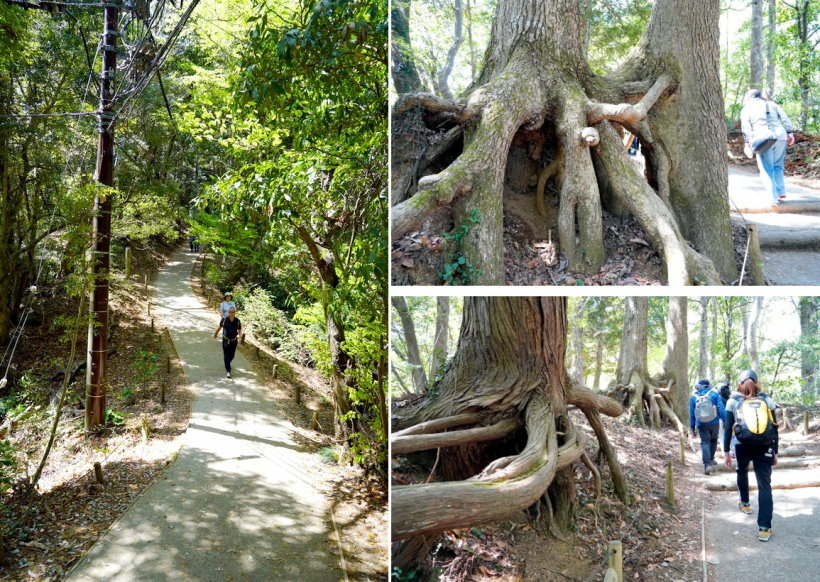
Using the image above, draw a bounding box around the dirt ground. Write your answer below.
[0,245,388,581]
[391,133,818,286]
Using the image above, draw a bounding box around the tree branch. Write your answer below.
[587,75,673,125]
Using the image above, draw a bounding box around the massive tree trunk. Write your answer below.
[392,296,428,393]
[391,297,624,558]
[391,0,734,285]
[799,297,818,400]
[662,296,689,422]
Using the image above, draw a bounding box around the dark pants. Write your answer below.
[698,423,719,466]
[735,443,774,529]
[222,338,238,373]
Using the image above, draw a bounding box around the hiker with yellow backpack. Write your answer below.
[723,369,779,542]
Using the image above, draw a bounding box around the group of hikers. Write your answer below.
[689,370,779,542]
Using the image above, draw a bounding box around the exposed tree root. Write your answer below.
[391,393,588,541]
[393,412,481,436]
[392,417,519,455]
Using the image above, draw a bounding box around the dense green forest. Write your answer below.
[1,0,387,479]
[390,295,819,578]
[392,296,819,404]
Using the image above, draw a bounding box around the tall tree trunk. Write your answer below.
[750,0,764,88]
[699,297,709,378]
[709,300,718,380]
[766,0,776,98]
[639,0,737,282]
[792,0,813,130]
[747,296,764,372]
[430,296,449,382]
[799,297,819,400]
[392,297,623,549]
[391,0,729,285]
[741,299,751,367]
[390,0,422,94]
[615,297,649,425]
[593,332,604,391]
[662,296,689,422]
[465,0,478,83]
[570,298,587,384]
[437,0,464,100]
[392,296,428,393]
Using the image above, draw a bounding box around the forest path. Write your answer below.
[67,247,344,581]
[727,166,820,284]
[702,432,820,581]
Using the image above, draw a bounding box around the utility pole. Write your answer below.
[86,0,120,430]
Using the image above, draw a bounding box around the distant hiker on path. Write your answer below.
[188,235,199,252]
[740,89,795,205]
[219,292,237,320]
[690,378,726,475]
[723,369,779,542]
[214,307,241,379]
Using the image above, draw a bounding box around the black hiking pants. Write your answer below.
[222,337,238,373]
[735,443,774,529]
[698,423,720,466]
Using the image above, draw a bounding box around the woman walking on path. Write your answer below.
[723,369,779,542]
[740,89,795,205]
[219,292,237,320]
[214,307,241,378]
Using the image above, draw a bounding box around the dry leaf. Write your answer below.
[400,257,415,268]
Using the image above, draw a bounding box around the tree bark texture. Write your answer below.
[391,0,732,285]
[391,297,623,545]
[661,296,689,422]
[391,0,422,94]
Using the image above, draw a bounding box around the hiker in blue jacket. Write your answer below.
[689,378,726,475]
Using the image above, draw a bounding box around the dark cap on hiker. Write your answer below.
[738,369,758,384]
[696,378,710,389]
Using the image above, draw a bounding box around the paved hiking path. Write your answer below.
[728,166,820,285]
[68,248,345,581]
[702,434,820,582]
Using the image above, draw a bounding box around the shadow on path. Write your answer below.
[68,248,343,581]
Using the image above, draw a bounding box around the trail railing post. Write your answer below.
[606,540,622,582]
[666,460,675,508]
[86,0,120,431]
[124,246,131,277]
[679,435,686,466]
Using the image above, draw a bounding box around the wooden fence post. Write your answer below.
[94,462,104,484]
[804,410,810,435]
[124,246,131,278]
[294,383,301,405]
[679,435,686,466]
[607,540,622,582]
[745,225,765,285]
[666,460,675,508]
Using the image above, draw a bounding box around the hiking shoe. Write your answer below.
[758,528,773,542]
[738,501,753,514]
[704,465,711,475]
[226,372,231,379]
[778,194,786,200]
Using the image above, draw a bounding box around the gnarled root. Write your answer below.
[591,121,720,285]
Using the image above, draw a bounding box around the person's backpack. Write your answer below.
[694,391,717,423]
[733,396,776,445]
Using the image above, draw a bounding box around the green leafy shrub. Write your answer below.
[239,286,313,365]
[0,439,19,494]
